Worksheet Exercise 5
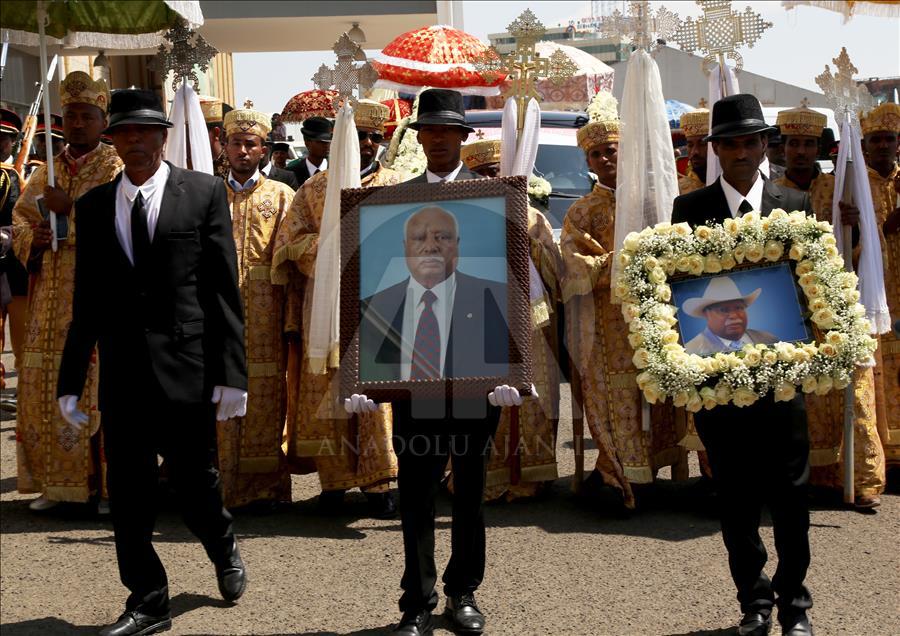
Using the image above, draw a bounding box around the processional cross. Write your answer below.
[312,33,379,109]
[474,9,578,134]
[670,0,771,94]
[814,47,874,136]
[148,18,218,90]
[597,1,680,52]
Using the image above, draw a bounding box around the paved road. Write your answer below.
[1,345,898,635]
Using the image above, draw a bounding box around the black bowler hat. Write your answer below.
[768,125,783,145]
[105,89,173,132]
[269,141,290,152]
[409,88,474,133]
[300,116,333,142]
[1,108,22,135]
[705,94,776,141]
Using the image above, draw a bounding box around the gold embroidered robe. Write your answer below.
[482,208,561,500]
[869,164,900,465]
[560,185,680,509]
[218,175,294,508]
[271,164,401,492]
[13,144,122,502]
[776,172,885,496]
[678,170,704,196]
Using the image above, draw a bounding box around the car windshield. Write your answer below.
[534,144,594,229]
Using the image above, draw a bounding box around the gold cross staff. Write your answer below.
[474,9,578,136]
[597,1,680,52]
[312,33,379,109]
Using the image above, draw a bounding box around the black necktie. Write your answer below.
[410,290,441,380]
[131,191,151,267]
[738,199,753,216]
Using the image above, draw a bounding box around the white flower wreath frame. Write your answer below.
[613,209,878,411]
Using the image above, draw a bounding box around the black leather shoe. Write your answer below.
[365,491,397,519]
[738,611,772,636]
[99,610,171,636]
[391,609,433,635]
[445,594,485,634]
[214,536,247,602]
[782,615,814,636]
[318,489,345,513]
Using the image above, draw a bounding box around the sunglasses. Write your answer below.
[358,131,384,144]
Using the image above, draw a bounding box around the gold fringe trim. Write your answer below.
[608,372,637,389]
[44,485,91,503]
[319,468,397,492]
[238,457,280,474]
[22,351,44,368]
[678,433,706,452]
[623,465,654,484]
[809,446,840,467]
[247,361,279,377]
[247,265,272,281]
[532,298,551,329]
[294,438,340,457]
[270,235,317,284]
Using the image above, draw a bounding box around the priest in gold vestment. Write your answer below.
[861,102,900,469]
[678,106,709,196]
[561,117,680,509]
[14,72,122,510]
[459,139,561,500]
[271,101,400,517]
[218,102,294,508]
[774,104,884,508]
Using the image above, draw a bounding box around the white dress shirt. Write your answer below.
[307,157,326,177]
[720,172,764,218]
[400,273,457,381]
[425,161,464,183]
[115,162,170,264]
[260,162,272,176]
[227,169,260,193]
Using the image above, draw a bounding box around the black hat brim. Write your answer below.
[704,121,777,142]
[300,131,333,142]
[105,113,173,133]
[408,114,475,133]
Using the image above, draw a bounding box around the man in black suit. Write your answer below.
[671,94,814,636]
[347,88,525,636]
[57,89,249,636]
[287,116,332,187]
[262,141,299,190]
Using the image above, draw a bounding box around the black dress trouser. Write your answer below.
[391,398,500,613]
[693,394,812,624]
[101,357,233,615]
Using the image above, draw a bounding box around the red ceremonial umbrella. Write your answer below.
[380,98,413,139]
[281,89,339,122]
[372,24,506,96]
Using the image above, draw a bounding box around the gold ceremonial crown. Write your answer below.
[60,71,110,113]
[354,99,389,133]
[860,102,900,136]
[198,95,223,123]
[461,139,502,170]
[224,99,271,139]
[776,102,827,138]
[680,108,710,138]
[577,120,620,152]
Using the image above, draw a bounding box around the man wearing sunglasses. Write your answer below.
[272,100,402,519]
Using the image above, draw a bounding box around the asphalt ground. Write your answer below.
[1,341,898,635]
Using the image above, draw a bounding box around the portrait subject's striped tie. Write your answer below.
[410,290,441,380]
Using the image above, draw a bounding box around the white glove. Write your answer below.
[58,395,89,430]
[211,385,248,421]
[488,384,539,407]
[344,393,378,414]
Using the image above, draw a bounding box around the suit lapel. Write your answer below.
[152,162,183,246]
[760,176,782,216]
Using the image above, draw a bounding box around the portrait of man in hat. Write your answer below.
[680,276,778,356]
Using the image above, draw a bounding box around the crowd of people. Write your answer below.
[0,69,898,636]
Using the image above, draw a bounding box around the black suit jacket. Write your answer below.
[58,163,247,409]
[288,160,318,188]
[359,272,509,382]
[265,165,299,190]
[403,164,481,184]
[671,175,811,227]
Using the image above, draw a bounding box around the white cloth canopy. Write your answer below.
[165,83,213,175]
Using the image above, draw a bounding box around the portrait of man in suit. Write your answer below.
[680,276,778,355]
[358,204,508,383]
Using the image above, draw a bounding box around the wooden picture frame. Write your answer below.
[339,175,533,402]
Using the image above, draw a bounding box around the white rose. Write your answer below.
[623,232,642,251]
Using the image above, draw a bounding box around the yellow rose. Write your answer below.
[811,308,834,328]
[819,342,837,357]
[621,302,641,323]
[764,240,784,261]
[833,373,851,390]
[688,255,705,276]
[649,267,667,284]
[761,218,772,233]
[843,289,861,304]
[788,210,808,225]
[655,285,672,302]
[639,226,654,239]
[629,319,642,333]
[623,232,642,251]
[802,343,819,358]
[655,304,677,320]
[616,251,632,268]
[723,353,743,370]
[662,257,677,275]
[733,387,758,407]
[695,225,713,241]
[788,243,805,260]
[700,387,718,410]
[795,260,814,275]
[636,371,653,389]
[654,222,672,234]
[798,272,817,288]
[743,348,762,366]
[815,375,834,396]
[824,245,840,259]
[628,332,643,348]
[676,256,692,272]
[774,381,797,402]
[805,284,823,299]
[822,233,837,247]
[704,357,721,374]
[741,211,760,225]
[685,389,704,413]
[745,243,764,263]
[714,381,732,404]
[672,391,690,407]
[704,254,723,273]
[643,382,662,404]
[644,256,660,270]
[614,282,630,300]
[825,331,844,346]
[672,222,692,237]
[723,218,740,236]
[763,350,778,365]
[632,348,651,369]
[666,349,688,366]
[662,330,680,345]
[720,253,737,270]
[769,208,788,220]
[774,342,796,362]
[801,376,818,393]
[733,245,746,264]
[817,220,832,233]
[809,297,828,312]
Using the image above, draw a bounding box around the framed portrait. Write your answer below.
[339,175,534,402]
[670,261,815,357]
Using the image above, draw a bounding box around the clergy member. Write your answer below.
[679,104,709,194]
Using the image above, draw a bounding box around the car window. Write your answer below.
[535,144,593,196]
